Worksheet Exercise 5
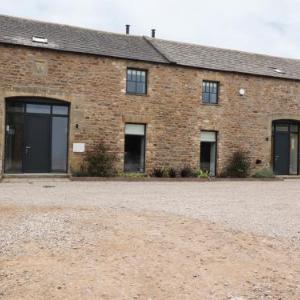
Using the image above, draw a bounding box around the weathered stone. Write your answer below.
[0,44,300,175]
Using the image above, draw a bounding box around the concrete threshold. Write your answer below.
[3,173,70,178]
[279,175,300,179]
[1,173,71,183]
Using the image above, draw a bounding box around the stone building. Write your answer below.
[1,15,300,177]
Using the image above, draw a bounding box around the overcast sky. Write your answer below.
[1,0,300,59]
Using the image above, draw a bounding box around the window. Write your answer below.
[126,69,147,95]
[26,104,51,114]
[51,117,68,172]
[53,105,69,115]
[202,81,219,104]
[124,124,146,172]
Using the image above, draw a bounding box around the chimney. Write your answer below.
[151,29,156,38]
[126,24,130,35]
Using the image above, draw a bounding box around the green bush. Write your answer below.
[71,165,89,177]
[152,167,165,177]
[253,168,275,178]
[120,172,147,178]
[168,167,177,178]
[180,166,194,178]
[224,150,251,178]
[151,167,177,178]
[74,142,117,177]
[194,169,210,178]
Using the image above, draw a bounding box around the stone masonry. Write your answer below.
[1,44,300,175]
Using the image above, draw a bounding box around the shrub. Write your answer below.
[168,167,177,178]
[253,168,275,178]
[224,150,251,178]
[180,166,194,178]
[151,167,177,178]
[152,167,165,177]
[194,169,210,178]
[71,165,89,177]
[80,142,117,177]
[121,172,147,178]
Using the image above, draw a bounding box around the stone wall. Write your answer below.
[1,44,300,175]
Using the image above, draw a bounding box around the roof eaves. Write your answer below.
[0,39,170,65]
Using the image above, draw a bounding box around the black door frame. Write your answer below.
[4,97,70,173]
[272,120,300,175]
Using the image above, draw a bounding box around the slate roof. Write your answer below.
[0,14,168,64]
[147,38,300,80]
[1,14,300,81]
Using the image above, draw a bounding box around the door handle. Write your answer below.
[25,146,31,155]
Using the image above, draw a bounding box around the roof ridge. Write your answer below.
[0,14,142,39]
[1,14,300,81]
[2,14,300,62]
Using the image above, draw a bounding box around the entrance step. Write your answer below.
[1,173,71,183]
[279,175,300,179]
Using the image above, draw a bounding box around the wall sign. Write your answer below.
[73,143,85,153]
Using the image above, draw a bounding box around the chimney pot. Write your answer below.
[126,24,130,35]
[151,29,156,38]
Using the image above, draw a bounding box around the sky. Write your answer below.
[1,0,300,59]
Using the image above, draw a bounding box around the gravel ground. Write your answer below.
[0,179,300,299]
[1,179,300,240]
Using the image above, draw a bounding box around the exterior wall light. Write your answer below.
[239,88,245,96]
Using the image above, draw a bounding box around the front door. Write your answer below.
[200,131,217,176]
[273,122,300,175]
[23,114,51,172]
[4,99,69,174]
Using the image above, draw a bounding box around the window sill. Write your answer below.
[201,103,220,106]
[126,92,148,97]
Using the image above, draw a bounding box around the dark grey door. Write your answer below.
[23,115,51,172]
[274,128,289,175]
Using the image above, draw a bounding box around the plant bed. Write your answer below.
[70,176,283,182]
[70,176,212,182]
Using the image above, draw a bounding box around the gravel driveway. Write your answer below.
[1,179,300,240]
[1,179,300,299]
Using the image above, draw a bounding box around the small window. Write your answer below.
[126,69,147,95]
[202,81,219,104]
[6,102,25,113]
[26,104,51,114]
[53,105,69,115]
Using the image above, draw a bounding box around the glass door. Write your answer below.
[290,126,299,175]
[273,121,300,175]
[4,99,69,173]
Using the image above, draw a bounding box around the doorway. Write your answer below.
[200,131,217,176]
[4,98,69,173]
[124,124,146,172]
[273,121,300,175]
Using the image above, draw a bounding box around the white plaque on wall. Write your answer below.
[73,143,85,153]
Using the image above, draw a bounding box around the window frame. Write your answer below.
[202,80,220,105]
[126,68,148,95]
